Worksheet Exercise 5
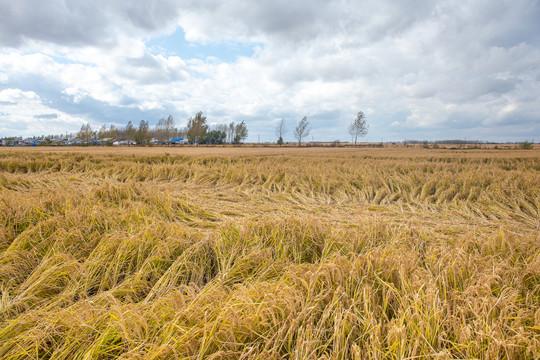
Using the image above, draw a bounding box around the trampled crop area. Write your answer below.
[0,147,538,359]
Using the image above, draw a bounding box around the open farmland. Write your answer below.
[0,147,538,359]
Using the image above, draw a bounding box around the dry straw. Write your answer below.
[0,147,538,359]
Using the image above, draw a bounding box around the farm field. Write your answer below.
[0,147,539,359]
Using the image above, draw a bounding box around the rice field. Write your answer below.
[0,146,538,359]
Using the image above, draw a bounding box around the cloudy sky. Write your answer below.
[1,0,539,142]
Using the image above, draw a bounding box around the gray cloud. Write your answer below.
[177,0,439,47]
[33,113,58,119]
[0,1,110,47]
[0,0,182,47]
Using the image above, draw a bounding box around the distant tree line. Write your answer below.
[185,112,248,145]
[79,119,172,146]
[75,112,249,146]
[2,111,372,147]
[89,111,367,147]
[3,111,536,148]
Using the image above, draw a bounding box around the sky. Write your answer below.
[0,0,539,142]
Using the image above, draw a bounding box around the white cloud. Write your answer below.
[0,0,539,141]
[0,88,87,136]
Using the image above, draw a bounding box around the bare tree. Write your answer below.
[98,124,109,140]
[124,121,136,146]
[155,115,177,144]
[177,126,188,139]
[276,118,286,147]
[165,115,177,142]
[294,116,310,147]
[135,120,150,145]
[109,124,119,140]
[154,117,167,144]
[227,122,235,144]
[348,111,369,147]
[78,123,94,144]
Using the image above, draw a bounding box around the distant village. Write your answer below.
[0,135,188,147]
[1,113,250,147]
[0,132,189,147]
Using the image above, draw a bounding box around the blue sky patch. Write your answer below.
[146,28,260,62]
